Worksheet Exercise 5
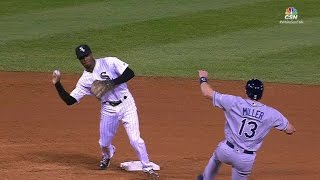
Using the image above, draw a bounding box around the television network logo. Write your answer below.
[280,7,303,24]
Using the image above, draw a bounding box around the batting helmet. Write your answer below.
[245,79,264,100]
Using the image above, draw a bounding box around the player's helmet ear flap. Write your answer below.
[246,79,264,100]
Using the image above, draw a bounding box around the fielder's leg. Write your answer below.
[121,94,159,178]
[99,112,120,167]
[122,109,151,169]
[122,115,159,179]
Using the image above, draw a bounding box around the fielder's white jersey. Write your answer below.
[213,92,289,152]
[70,57,129,103]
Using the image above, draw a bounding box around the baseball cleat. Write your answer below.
[99,156,111,170]
[197,174,203,180]
[145,169,160,179]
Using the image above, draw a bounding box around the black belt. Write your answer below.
[105,96,127,107]
[226,141,254,154]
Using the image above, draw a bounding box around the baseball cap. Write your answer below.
[75,44,92,60]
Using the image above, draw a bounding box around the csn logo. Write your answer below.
[279,7,303,24]
[284,7,298,20]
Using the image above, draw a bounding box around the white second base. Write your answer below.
[120,161,160,171]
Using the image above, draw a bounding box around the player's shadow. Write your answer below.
[26,151,102,170]
[25,151,153,179]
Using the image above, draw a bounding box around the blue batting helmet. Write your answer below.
[246,79,264,100]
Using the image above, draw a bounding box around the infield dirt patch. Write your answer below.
[0,72,319,180]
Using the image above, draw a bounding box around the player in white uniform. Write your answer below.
[52,44,159,178]
[196,70,296,180]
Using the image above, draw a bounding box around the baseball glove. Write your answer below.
[91,80,115,99]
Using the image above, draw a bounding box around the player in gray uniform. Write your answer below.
[196,70,296,180]
[52,44,159,179]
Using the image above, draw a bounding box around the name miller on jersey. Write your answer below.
[242,107,264,120]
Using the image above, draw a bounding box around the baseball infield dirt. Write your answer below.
[0,72,319,180]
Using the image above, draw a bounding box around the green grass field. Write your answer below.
[0,0,319,84]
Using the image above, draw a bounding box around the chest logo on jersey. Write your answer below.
[100,72,111,80]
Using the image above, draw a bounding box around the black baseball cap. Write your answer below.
[75,44,92,60]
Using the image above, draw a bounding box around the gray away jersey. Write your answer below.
[70,57,129,103]
[213,92,289,152]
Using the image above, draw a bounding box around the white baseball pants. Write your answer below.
[98,94,153,170]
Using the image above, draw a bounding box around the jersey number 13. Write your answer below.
[239,118,258,138]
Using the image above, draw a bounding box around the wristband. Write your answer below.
[199,77,208,84]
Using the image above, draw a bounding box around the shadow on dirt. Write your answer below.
[25,151,101,169]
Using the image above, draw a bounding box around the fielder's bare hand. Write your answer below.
[52,70,61,84]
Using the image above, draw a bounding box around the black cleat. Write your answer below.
[145,169,160,179]
[99,156,111,170]
[197,174,203,180]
